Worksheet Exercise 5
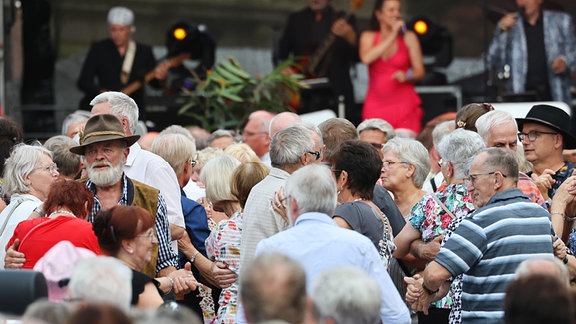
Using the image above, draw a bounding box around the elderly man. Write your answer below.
[242,110,275,166]
[517,104,576,200]
[413,148,553,323]
[77,7,168,116]
[251,164,411,323]
[70,114,180,278]
[240,252,312,324]
[475,110,545,207]
[90,91,186,249]
[239,124,322,271]
[357,118,395,153]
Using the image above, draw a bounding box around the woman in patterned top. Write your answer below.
[203,156,269,323]
[395,129,485,324]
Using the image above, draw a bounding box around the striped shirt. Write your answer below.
[436,188,553,323]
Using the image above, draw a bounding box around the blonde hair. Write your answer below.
[225,143,260,163]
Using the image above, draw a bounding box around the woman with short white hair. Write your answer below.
[0,143,59,268]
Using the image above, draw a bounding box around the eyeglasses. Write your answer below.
[438,159,444,167]
[35,162,59,174]
[382,160,408,170]
[518,130,558,142]
[190,159,197,168]
[138,229,156,242]
[464,171,507,187]
[306,151,321,161]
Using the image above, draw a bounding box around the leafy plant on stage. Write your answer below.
[179,57,305,132]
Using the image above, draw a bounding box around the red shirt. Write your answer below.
[8,216,102,269]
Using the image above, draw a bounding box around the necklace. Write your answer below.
[48,210,76,218]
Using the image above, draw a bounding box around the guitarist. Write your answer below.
[276,0,360,124]
[77,6,169,120]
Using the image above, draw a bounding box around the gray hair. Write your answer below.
[285,164,337,217]
[151,133,197,176]
[160,125,196,142]
[515,257,570,287]
[240,252,307,324]
[476,110,517,144]
[2,143,53,196]
[472,147,519,183]
[382,137,430,188]
[437,129,485,179]
[61,110,90,136]
[68,256,132,312]
[200,155,241,204]
[432,120,455,148]
[357,118,395,142]
[208,129,236,146]
[90,91,139,135]
[43,135,82,178]
[312,267,381,324]
[270,125,315,168]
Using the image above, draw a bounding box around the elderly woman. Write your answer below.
[331,140,395,267]
[394,129,484,324]
[381,137,430,217]
[224,143,260,163]
[201,154,245,323]
[7,178,100,269]
[0,144,59,268]
[93,205,199,309]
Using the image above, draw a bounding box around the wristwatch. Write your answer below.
[190,251,200,264]
[422,282,439,295]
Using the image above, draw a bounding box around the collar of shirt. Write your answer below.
[86,173,130,222]
[294,212,337,227]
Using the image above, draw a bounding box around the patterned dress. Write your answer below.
[205,211,243,324]
[409,184,474,317]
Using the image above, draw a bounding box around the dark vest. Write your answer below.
[82,177,161,278]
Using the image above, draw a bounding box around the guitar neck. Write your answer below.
[306,11,354,76]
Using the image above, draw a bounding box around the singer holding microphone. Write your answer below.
[487,0,576,106]
[360,0,425,138]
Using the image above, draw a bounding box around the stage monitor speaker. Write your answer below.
[416,85,462,127]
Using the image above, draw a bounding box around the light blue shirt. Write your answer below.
[250,212,411,324]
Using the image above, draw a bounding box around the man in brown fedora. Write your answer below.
[4,114,199,295]
[516,104,576,201]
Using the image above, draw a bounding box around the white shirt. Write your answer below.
[125,143,184,252]
[0,193,42,269]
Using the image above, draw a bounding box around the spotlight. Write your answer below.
[407,15,453,68]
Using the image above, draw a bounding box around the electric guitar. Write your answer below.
[121,53,190,96]
[304,0,364,78]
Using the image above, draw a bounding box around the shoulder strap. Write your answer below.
[0,198,28,237]
[430,194,455,220]
[120,40,137,84]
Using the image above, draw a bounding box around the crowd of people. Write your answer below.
[1,0,576,323]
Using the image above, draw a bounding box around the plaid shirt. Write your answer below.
[86,173,178,273]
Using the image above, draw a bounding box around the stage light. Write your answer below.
[413,20,428,35]
[408,15,453,69]
[173,27,187,41]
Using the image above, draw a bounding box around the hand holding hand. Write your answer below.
[531,169,556,198]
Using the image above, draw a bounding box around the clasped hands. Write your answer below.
[404,274,438,314]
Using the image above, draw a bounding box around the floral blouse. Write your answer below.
[205,211,243,324]
[409,183,474,311]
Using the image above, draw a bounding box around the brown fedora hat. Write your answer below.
[516,104,576,149]
[70,114,140,155]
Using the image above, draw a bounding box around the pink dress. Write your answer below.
[362,33,423,133]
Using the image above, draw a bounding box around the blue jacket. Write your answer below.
[487,10,576,105]
[178,189,210,268]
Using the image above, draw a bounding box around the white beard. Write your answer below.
[87,160,124,187]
